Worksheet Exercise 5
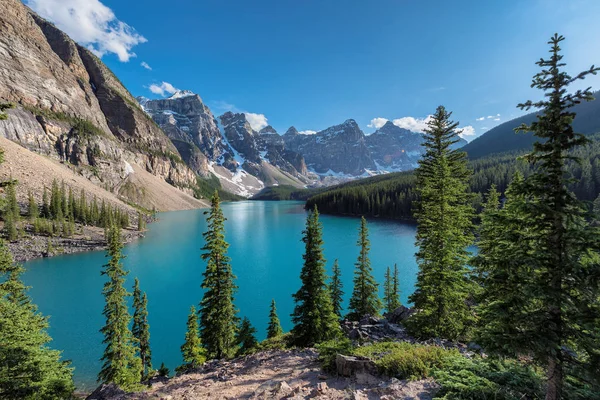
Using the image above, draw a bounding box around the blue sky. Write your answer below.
[26,0,600,140]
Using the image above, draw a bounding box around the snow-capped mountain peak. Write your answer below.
[169,90,196,99]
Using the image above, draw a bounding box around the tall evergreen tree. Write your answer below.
[5,180,19,220]
[132,278,152,379]
[178,305,206,372]
[474,35,600,400]
[347,217,382,320]
[406,105,475,340]
[291,206,340,346]
[0,238,74,398]
[42,187,50,219]
[98,225,142,389]
[329,259,344,318]
[383,265,401,313]
[27,191,38,220]
[199,191,238,359]
[235,317,258,356]
[137,212,146,232]
[266,299,283,339]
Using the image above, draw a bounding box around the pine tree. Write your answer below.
[0,238,74,398]
[406,105,475,340]
[347,217,382,320]
[137,212,146,231]
[329,259,344,318]
[474,35,600,400]
[98,225,142,389]
[392,264,401,309]
[5,180,19,220]
[79,189,88,225]
[266,299,283,339]
[383,265,402,314]
[27,191,38,220]
[132,278,152,379]
[3,212,17,241]
[235,317,258,356]
[291,206,340,346]
[178,305,206,372]
[42,187,50,219]
[199,191,238,359]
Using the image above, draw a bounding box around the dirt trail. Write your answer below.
[91,349,438,400]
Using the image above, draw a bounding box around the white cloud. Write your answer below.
[476,117,485,121]
[392,115,433,133]
[458,125,476,138]
[367,117,389,129]
[244,113,269,131]
[141,61,152,70]
[148,81,178,97]
[26,0,147,62]
[298,130,317,135]
[486,114,501,119]
[493,118,501,121]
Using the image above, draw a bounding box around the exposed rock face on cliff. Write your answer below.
[284,119,376,176]
[0,0,198,207]
[141,91,236,176]
[365,121,424,171]
[366,121,468,171]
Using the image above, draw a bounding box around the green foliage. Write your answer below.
[194,175,243,202]
[252,185,323,201]
[178,305,206,373]
[0,102,14,120]
[157,362,170,378]
[259,332,293,351]
[433,356,544,400]
[353,341,458,380]
[132,278,152,379]
[27,191,39,221]
[98,225,142,390]
[347,217,382,320]
[329,259,344,318]
[266,299,283,339]
[23,104,105,138]
[0,239,74,399]
[235,317,258,356]
[383,264,401,313]
[473,34,600,399]
[199,191,238,359]
[306,171,417,219]
[406,106,475,341]
[137,212,146,231]
[315,337,354,372]
[291,206,341,346]
[306,133,600,220]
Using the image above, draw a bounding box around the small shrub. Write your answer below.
[432,355,544,400]
[157,362,170,378]
[259,332,294,351]
[315,338,354,372]
[353,341,457,380]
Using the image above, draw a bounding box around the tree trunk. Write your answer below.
[545,355,563,400]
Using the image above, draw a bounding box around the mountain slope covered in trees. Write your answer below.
[462,93,600,159]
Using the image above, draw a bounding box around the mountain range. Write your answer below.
[0,0,468,202]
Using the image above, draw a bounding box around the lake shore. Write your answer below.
[7,224,145,263]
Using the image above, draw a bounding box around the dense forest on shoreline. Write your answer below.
[304,133,600,220]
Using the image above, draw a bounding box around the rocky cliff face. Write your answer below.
[365,121,424,171]
[284,119,376,175]
[0,0,198,202]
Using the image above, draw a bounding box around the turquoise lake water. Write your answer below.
[22,201,418,390]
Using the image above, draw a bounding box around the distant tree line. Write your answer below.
[306,134,600,220]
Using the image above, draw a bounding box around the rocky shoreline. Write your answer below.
[7,225,145,263]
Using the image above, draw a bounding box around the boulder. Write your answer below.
[86,383,126,400]
[385,305,415,324]
[336,354,377,377]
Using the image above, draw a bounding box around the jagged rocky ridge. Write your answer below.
[0,0,198,208]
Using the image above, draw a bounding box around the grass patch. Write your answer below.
[258,333,294,351]
[353,341,458,380]
[23,105,106,138]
